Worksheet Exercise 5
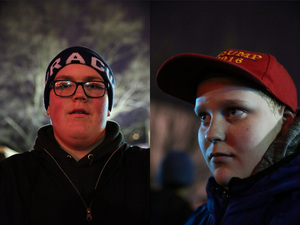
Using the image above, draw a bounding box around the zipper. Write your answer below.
[43,144,124,221]
[215,188,230,225]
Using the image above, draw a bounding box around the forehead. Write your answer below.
[195,76,266,108]
[55,64,104,81]
[196,76,259,97]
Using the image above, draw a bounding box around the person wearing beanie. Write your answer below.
[157,49,300,225]
[0,46,149,225]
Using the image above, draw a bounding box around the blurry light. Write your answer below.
[132,132,140,140]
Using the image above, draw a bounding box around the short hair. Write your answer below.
[257,90,283,115]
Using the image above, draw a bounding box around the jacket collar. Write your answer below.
[33,121,125,167]
[254,115,300,174]
[207,151,300,215]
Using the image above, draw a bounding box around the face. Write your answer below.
[46,64,110,151]
[194,77,284,187]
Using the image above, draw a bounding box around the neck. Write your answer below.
[57,134,106,161]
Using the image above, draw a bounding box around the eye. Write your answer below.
[85,82,105,90]
[226,107,245,118]
[55,81,73,89]
[198,112,211,126]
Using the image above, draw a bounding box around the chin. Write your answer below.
[212,168,234,187]
[68,127,91,138]
[214,177,232,187]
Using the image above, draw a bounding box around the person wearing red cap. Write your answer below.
[0,46,149,225]
[157,49,300,225]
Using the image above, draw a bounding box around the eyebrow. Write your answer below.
[194,98,250,115]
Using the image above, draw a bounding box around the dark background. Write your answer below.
[150,1,300,108]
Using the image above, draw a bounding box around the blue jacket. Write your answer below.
[185,151,300,225]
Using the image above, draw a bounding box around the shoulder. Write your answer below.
[121,145,149,177]
[1,149,41,163]
[0,150,42,177]
[124,144,150,153]
[0,150,43,207]
[184,204,211,225]
[0,151,43,224]
[123,145,149,161]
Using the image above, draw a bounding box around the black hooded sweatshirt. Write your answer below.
[0,121,149,225]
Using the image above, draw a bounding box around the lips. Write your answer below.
[209,152,234,163]
[209,152,233,159]
[69,108,89,115]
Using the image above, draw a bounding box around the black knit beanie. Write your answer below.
[44,46,115,111]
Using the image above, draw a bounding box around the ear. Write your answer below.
[46,106,51,116]
[107,110,111,117]
[281,107,296,134]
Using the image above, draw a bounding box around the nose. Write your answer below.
[205,116,225,143]
[72,85,87,102]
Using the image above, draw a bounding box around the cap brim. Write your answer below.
[156,53,264,104]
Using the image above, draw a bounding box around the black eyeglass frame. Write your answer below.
[49,80,107,98]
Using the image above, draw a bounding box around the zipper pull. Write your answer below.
[222,190,229,199]
[86,208,92,221]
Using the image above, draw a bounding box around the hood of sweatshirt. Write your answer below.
[33,120,126,167]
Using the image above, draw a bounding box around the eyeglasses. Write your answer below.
[50,80,107,98]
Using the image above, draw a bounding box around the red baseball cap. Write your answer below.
[156,49,297,112]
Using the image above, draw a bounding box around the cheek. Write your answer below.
[98,96,109,113]
[49,107,65,127]
[47,95,64,121]
[198,128,208,156]
[93,97,109,121]
[230,124,258,150]
[231,122,273,162]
